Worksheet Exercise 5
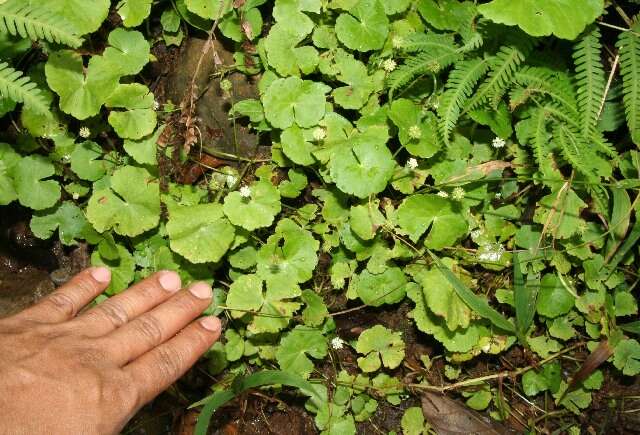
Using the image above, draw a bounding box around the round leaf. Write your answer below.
[536,274,575,318]
[335,0,389,52]
[397,194,468,249]
[478,0,603,40]
[86,166,160,236]
[329,133,395,199]
[14,155,60,210]
[349,267,408,307]
[223,180,282,231]
[276,326,328,379]
[167,203,236,264]
[263,77,330,129]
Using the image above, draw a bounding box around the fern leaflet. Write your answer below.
[513,67,578,117]
[438,58,491,143]
[0,0,82,48]
[388,49,462,99]
[466,38,533,111]
[573,25,605,138]
[0,62,49,114]
[402,33,458,54]
[617,21,640,145]
[553,123,600,181]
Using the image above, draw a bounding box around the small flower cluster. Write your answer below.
[79,127,90,139]
[492,137,506,149]
[408,125,422,140]
[313,127,327,141]
[382,59,397,72]
[452,187,465,201]
[331,336,345,350]
[239,185,252,198]
[406,158,418,170]
[220,79,233,93]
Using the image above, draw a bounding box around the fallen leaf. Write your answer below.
[421,391,516,435]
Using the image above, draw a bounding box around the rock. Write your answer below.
[164,37,261,159]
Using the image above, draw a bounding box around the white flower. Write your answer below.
[406,158,418,170]
[153,100,160,111]
[492,137,506,149]
[72,192,80,200]
[79,127,90,139]
[220,79,233,92]
[478,243,505,263]
[408,125,422,140]
[495,192,502,199]
[452,186,465,201]
[392,36,405,49]
[62,154,71,162]
[436,191,449,198]
[331,337,345,350]
[239,185,251,198]
[470,229,482,239]
[226,175,237,187]
[382,59,397,72]
[313,127,327,141]
[432,100,439,109]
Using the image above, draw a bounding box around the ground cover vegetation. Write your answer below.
[0,0,639,433]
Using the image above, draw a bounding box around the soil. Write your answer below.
[0,204,88,317]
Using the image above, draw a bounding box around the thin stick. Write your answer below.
[613,1,634,27]
[408,343,583,393]
[597,54,620,120]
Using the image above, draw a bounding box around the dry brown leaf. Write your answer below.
[421,391,516,435]
[562,340,612,401]
[443,161,513,184]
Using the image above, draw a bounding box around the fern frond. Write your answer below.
[553,123,600,180]
[589,128,617,157]
[530,107,552,166]
[466,38,534,111]
[0,62,49,114]
[388,47,462,99]
[514,67,578,117]
[617,21,640,145]
[0,0,82,48]
[573,25,605,138]
[438,58,491,143]
[459,13,484,52]
[402,33,458,53]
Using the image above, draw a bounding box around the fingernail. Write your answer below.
[200,316,221,332]
[158,271,181,293]
[90,267,111,283]
[189,282,212,299]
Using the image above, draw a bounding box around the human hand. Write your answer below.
[0,267,222,435]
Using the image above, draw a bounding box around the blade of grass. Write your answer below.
[620,321,640,336]
[514,253,539,345]
[193,370,323,435]
[604,220,640,273]
[427,249,515,333]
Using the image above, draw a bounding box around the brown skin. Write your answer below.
[0,267,222,435]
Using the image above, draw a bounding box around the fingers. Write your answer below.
[18,267,112,323]
[74,271,182,336]
[104,282,213,365]
[125,316,221,405]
